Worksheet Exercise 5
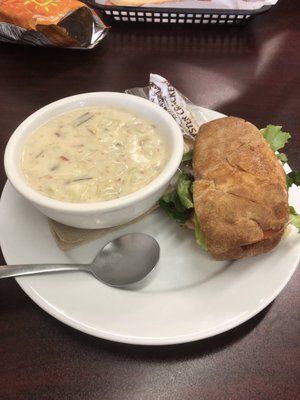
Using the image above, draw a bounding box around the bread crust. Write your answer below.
[192,116,289,260]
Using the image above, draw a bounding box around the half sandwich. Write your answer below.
[192,116,289,260]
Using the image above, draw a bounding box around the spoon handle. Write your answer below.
[0,263,86,279]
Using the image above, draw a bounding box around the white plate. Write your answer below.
[1,109,300,346]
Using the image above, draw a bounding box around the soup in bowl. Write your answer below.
[4,92,184,229]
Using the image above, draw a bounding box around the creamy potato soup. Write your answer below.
[21,106,168,203]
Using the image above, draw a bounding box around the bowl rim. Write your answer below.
[4,91,184,214]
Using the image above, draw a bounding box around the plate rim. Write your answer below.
[14,256,299,345]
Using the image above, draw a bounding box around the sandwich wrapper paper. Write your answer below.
[50,74,206,249]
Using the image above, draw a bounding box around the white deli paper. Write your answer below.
[89,0,278,11]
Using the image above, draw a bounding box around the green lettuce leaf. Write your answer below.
[261,124,291,162]
[261,125,300,188]
[286,171,300,188]
[159,171,208,251]
[193,214,208,251]
[289,206,300,233]
[277,152,288,164]
[182,150,193,162]
[261,125,291,152]
[159,172,194,225]
[176,172,194,209]
[159,191,192,225]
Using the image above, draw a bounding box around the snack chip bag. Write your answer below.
[0,0,108,49]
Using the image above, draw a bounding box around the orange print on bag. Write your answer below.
[23,1,59,13]
[0,0,84,30]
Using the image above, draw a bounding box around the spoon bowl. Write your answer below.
[0,233,160,287]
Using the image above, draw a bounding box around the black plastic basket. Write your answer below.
[87,2,272,26]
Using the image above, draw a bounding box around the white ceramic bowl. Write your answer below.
[4,92,184,229]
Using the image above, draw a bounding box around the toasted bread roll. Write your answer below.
[192,116,289,260]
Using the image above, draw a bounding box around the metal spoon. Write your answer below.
[0,233,160,287]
